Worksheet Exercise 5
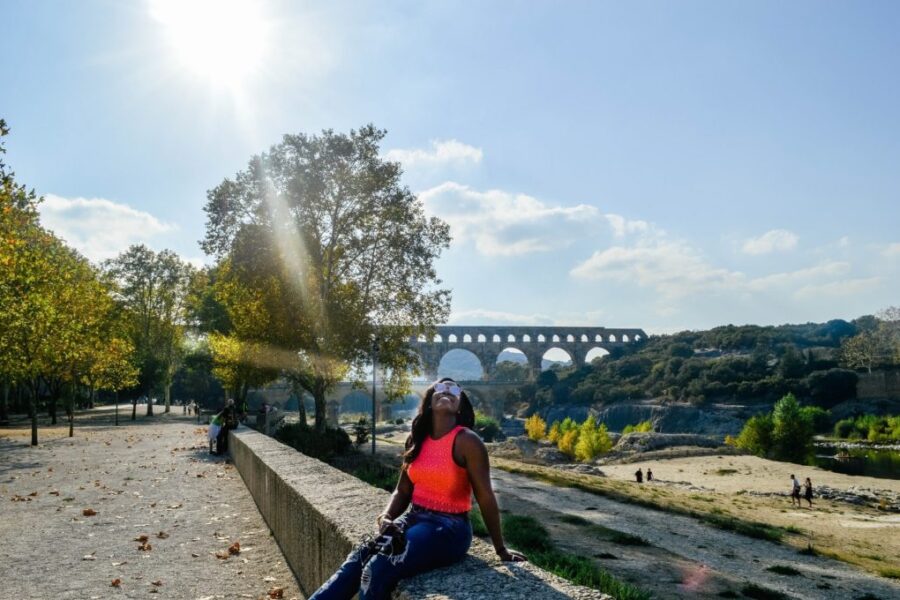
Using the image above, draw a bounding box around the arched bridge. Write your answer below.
[411,325,647,381]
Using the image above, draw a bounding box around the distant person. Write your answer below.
[208,412,224,454]
[635,468,643,483]
[803,477,814,508]
[790,474,801,506]
[646,468,653,482]
[217,399,238,455]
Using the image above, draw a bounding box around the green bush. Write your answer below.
[353,417,370,448]
[474,412,501,442]
[275,422,352,460]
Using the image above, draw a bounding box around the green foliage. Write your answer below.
[574,417,613,462]
[547,420,561,443]
[474,412,501,442]
[799,406,831,433]
[735,393,815,462]
[275,422,352,460]
[622,420,653,434]
[351,461,397,492]
[833,414,900,442]
[558,428,579,457]
[469,506,488,537]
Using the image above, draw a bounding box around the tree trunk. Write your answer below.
[88,383,95,409]
[67,385,75,437]
[115,391,120,426]
[132,397,137,421]
[49,393,58,425]
[146,386,154,417]
[314,380,327,433]
[29,380,39,446]
[0,380,9,423]
[164,383,171,413]
[291,380,307,427]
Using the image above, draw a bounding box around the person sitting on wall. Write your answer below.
[308,377,526,600]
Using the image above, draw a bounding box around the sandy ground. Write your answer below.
[0,407,302,600]
[600,454,900,496]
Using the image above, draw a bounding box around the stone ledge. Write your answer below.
[230,428,611,599]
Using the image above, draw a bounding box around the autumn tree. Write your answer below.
[92,338,140,426]
[202,125,450,431]
[103,245,194,417]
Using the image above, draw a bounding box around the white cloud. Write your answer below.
[794,277,883,299]
[38,194,176,263]
[745,261,851,292]
[570,238,743,299]
[882,242,900,258]
[419,182,600,257]
[741,229,799,255]
[385,139,483,169]
[605,214,651,239]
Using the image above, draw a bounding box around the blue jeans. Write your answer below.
[309,506,472,600]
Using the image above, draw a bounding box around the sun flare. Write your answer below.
[149,0,269,87]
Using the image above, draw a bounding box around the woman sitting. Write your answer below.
[309,378,526,600]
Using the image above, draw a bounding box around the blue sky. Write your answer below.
[3,0,899,333]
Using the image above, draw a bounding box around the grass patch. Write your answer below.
[740,583,789,599]
[351,461,398,492]
[878,567,900,579]
[608,531,650,546]
[690,494,715,502]
[558,514,591,526]
[797,544,818,556]
[766,565,802,576]
[502,515,650,600]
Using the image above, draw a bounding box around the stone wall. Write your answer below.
[230,428,609,599]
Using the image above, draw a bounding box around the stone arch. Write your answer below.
[622,334,630,342]
[634,334,642,342]
[496,347,527,364]
[566,334,575,342]
[438,349,484,381]
[585,347,610,364]
[463,334,472,343]
[594,334,604,342]
[492,334,501,343]
[448,334,458,343]
[580,334,589,342]
[434,334,443,343]
[552,334,561,342]
[522,334,531,342]
[507,334,516,343]
[541,347,573,370]
[537,334,546,342]
[477,334,487,343]
[609,334,617,342]
[417,334,426,342]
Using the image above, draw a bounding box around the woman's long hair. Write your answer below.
[402,377,475,468]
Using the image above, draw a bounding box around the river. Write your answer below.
[813,442,900,480]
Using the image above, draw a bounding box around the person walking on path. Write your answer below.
[646,468,653,482]
[635,468,643,483]
[208,411,224,454]
[308,378,526,600]
[803,477,814,508]
[790,474,801,507]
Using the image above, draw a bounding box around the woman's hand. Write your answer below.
[496,547,527,562]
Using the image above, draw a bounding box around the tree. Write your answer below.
[103,245,193,416]
[524,414,547,441]
[201,125,450,431]
[771,393,813,462]
[574,416,613,462]
[92,338,139,425]
[735,414,773,457]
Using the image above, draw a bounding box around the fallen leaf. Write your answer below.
[151,580,163,587]
[111,561,128,566]
[134,535,149,543]
[268,587,284,599]
[49,490,60,496]
[28,491,38,496]
[83,508,97,516]
[156,531,169,539]
[138,542,152,552]
[110,578,121,587]
[228,541,241,555]
[191,553,199,558]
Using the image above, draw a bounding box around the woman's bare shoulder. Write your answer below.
[456,428,486,451]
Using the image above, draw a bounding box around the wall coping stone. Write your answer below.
[231,428,611,599]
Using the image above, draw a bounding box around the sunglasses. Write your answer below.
[433,382,462,397]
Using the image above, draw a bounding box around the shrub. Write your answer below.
[547,421,562,443]
[353,417,370,448]
[558,429,579,457]
[771,393,813,462]
[623,420,653,434]
[735,414,774,457]
[834,418,855,438]
[575,417,613,462]
[475,412,501,442]
[525,414,547,441]
[800,406,831,433]
[275,422,352,461]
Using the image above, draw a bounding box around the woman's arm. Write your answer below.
[460,431,526,562]
[376,469,414,530]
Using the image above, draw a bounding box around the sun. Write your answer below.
[149,0,269,88]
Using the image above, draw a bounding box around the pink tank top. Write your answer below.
[407,425,472,513]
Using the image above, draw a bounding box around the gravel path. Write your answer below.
[491,470,900,600]
[0,408,302,600]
